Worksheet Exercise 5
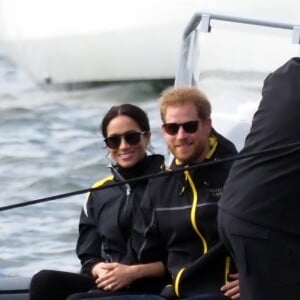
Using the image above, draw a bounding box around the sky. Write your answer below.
[0,0,299,39]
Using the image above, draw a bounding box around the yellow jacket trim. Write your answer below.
[185,171,208,254]
[224,256,231,284]
[174,268,185,297]
[92,175,114,188]
[206,135,218,159]
[83,175,114,216]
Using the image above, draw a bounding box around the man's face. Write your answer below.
[162,102,212,165]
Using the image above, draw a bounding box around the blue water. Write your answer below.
[0,53,170,277]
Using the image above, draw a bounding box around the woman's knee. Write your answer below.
[30,269,62,290]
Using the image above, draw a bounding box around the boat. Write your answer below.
[0,0,299,85]
[0,277,30,300]
[0,0,204,85]
[0,10,299,300]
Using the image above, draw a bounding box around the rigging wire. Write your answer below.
[1,141,300,212]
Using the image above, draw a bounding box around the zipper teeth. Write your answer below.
[109,163,131,218]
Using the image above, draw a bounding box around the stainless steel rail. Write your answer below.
[175,12,300,86]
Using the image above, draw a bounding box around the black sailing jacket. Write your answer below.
[76,154,167,292]
[219,57,300,235]
[132,131,237,297]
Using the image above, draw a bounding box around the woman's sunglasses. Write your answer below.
[163,120,199,135]
[104,131,145,149]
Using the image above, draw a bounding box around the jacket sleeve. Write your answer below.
[131,179,167,264]
[76,192,103,276]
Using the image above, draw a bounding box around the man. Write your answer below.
[132,86,239,299]
[218,57,300,300]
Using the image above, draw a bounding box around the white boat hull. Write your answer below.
[1,24,183,84]
[0,0,299,84]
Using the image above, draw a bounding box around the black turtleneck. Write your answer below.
[112,154,164,182]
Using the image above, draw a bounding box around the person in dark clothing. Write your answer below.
[29,104,169,300]
[130,86,240,300]
[218,57,300,300]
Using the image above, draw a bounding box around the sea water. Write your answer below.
[0,54,170,277]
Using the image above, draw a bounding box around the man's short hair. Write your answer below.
[159,86,211,123]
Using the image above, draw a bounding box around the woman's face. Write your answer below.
[105,115,150,168]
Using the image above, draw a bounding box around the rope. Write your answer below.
[1,141,300,212]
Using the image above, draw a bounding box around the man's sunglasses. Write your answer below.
[163,120,199,135]
[104,131,145,149]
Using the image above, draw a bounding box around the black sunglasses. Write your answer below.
[104,131,145,149]
[163,120,199,135]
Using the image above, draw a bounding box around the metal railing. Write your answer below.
[175,12,300,87]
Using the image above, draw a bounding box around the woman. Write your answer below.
[29,104,168,300]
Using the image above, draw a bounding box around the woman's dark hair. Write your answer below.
[101,104,150,137]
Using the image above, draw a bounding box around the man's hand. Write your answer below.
[220,273,240,300]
